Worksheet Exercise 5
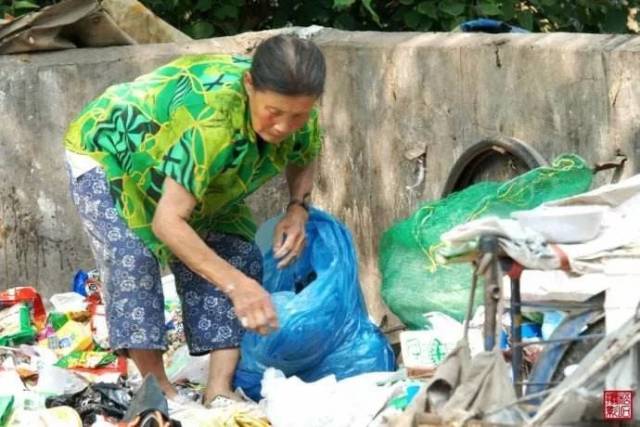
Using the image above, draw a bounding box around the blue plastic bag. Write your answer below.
[456,18,528,33]
[234,209,395,400]
[72,270,89,296]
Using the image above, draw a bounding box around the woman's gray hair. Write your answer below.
[250,35,326,97]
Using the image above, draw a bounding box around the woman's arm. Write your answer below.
[286,161,315,204]
[273,161,315,268]
[152,177,278,334]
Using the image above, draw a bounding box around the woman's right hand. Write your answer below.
[152,179,279,336]
[228,276,279,336]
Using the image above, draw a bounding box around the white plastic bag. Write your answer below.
[49,292,87,313]
[260,368,399,427]
[165,345,209,384]
[35,366,87,395]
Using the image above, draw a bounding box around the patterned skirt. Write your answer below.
[67,166,263,355]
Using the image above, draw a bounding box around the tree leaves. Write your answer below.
[361,0,381,26]
[478,1,501,17]
[333,0,357,9]
[417,2,438,19]
[517,9,534,31]
[602,7,628,34]
[439,2,465,17]
[404,10,421,29]
[213,4,238,20]
[2,0,638,37]
[190,21,215,38]
[131,0,637,39]
[195,0,212,12]
[501,0,515,20]
[12,1,39,10]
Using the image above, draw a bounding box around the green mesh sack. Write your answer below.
[380,154,593,329]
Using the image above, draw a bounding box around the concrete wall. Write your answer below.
[1,28,639,323]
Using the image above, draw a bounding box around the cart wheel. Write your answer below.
[525,310,605,400]
[442,137,547,197]
[552,317,605,384]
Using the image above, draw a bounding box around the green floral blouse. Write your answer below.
[64,54,321,263]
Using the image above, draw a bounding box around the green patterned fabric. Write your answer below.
[64,54,321,263]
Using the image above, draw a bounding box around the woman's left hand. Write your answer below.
[273,205,308,269]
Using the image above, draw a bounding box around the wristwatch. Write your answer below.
[287,193,311,213]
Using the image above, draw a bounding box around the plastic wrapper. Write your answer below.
[49,292,88,315]
[234,209,395,400]
[0,396,14,426]
[55,351,116,369]
[0,287,46,331]
[38,320,93,358]
[399,312,468,370]
[38,312,80,343]
[164,307,185,354]
[89,304,109,350]
[73,270,103,306]
[46,382,131,426]
[0,369,26,396]
[162,275,186,355]
[165,345,208,384]
[47,312,70,331]
[38,406,82,427]
[52,349,126,382]
[73,271,89,297]
[36,365,88,396]
[0,345,55,382]
[0,303,36,346]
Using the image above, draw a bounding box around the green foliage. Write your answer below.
[1,0,638,37]
[139,0,639,36]
[138,0,384,36]
[0,0,42,19]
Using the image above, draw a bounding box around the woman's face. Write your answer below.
[244,73,317,144]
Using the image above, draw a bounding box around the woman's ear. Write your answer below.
[243,72,254,95]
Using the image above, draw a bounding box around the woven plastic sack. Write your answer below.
[380,154,593,329]
[234,209,395,400]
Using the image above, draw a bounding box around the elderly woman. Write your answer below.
[63,35,325,405]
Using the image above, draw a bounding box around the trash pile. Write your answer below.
[379,154,593,328]
[0,271,296,426]
[0,210,410,427]
[380,159,640,425]
[0,276,133,426]
[6,153,637,425]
